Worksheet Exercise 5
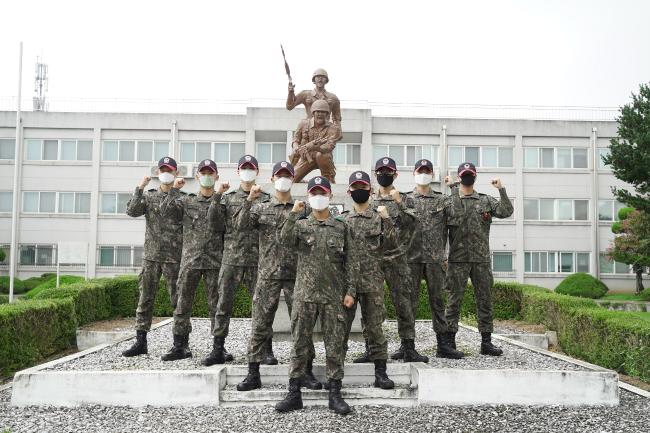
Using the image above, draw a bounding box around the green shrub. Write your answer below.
[640,287,650,301]
[0,298,77,377]
[0,276,26,294]
[33,281,112,326]
[0,294,9,304]
[555,273,609,299]
[25,275,85,299]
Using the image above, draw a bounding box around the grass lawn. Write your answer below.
[601,293,647,301]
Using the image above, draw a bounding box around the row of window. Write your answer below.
[524,199,589,221]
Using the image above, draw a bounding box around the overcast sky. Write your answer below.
[1,0,649,109]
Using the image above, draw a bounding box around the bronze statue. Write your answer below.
[286,68,342,127]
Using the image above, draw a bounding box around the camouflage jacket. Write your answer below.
[406,189,450,264]
[339,208,396,293]
[280,212,357,303]
[126,186,184,264]
[235,196,308,281]
[446,188,513,263]
[370,189,416,262]
[221,186,270,267]
[179,192,226,269]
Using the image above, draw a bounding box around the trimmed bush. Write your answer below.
[0,294,9,304]
[0,276,26,294]
[23,275,56,291]
[555,273,609,299]
[639,288,650,301]
[0,298,77,377]
[25,275,85,299]
[33,281,112,326]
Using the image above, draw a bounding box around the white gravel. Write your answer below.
[46,319,585,372]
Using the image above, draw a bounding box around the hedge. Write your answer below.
[0,276,27,294]
[33,281,113,326]
[25,275,85,299]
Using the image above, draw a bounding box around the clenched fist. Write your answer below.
[247,184,262,202]
[292,200,306,213]
[173,177,185,189]
[491,178,503,189]
[217,182,230,194]
[343,295,355,309]
[389,189,402,204]
[139,175,151,190]
[377,205,389,219]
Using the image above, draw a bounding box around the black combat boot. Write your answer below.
[261,338,278,365]
[480,332,503,356]
[435,333,464,359]
[353,338,372,363]
[402,339,429,363]
[122,330,148,357]
[302,358,323,390]
[373,359,395,389]
[237,362,262,391]
[161,334,192,361]
[202,336,226,366]
[390,341,405,360]
[446,332,458,349]
[275,378,303,412]
[223,345,234,362]
[328,379,351,415]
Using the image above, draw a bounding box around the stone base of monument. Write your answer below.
[10,319,622,408]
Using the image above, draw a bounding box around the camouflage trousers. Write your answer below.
[408,262,447,333]
[212,264,257,337]
[172,267,220,336]
[135,260,180,332]
[289,301,347,381]
[445,262,494,333]
[344,290,388,361]
[383,257,416,340]
[247,278,316,363]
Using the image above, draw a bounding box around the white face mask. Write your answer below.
[414,173,433,186]
[159,172,175,185]
[274,177,293,192]
[308,194,330,211]
[239,169,257,182]
[199,175,216,188]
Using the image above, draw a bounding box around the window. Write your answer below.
[0,245,9,264]
[213,142,245,164]
[19,244,56,266]
[333,143,361,165]
[525,251,589,273]
[101,192,132,214]
[524,199,589,220]
[492,252,513,272]
[524,147,589,169]
[448,146,513,168]
[257,142,286,164]
[373,145,438,168]
[0,191,12,212]
[22,191,90,214]
[103,140,169,162]
[0,138,15,159]
[598,200,626,221]
[98,246,144,267]
[24,139,92,161]
[598,148,611,169]
[179,141,245,164]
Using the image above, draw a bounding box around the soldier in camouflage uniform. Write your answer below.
[235,161,319,392]
[444,162,513,356]
[161,159,229,361]
[275,176,356,416]
[206,154,270,366]
[368,157,428,363]
[406,159,464,359]
[340,170,395,390]
[122,157,184,357]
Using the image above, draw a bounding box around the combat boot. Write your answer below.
[328,379,351,415]
[353,338,372,363]
[446,332,458,350]
[261,338,278,365]
[480,332,503,356]
[275,378,303,412]
[435,333,464,359]
[161,334,192,361]
[302,358,323,390]
[390,341,405,360]
[402,339,429,363]
[202,336,226,366]
[237,362,262,391]
[223,345,234,362]
[122,330,147,357]
[373,359,395,389]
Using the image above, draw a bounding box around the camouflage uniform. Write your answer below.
[235,196,314,363]
[444,187,513,333]
[280,212,357,381]
[172,192,226,336]
[126,186,184,331]
[406,189,451,333]
[340,208,397,361]
[212,187,269,337]
[370,190,417,340]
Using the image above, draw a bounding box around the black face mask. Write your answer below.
[376,173,394,187]
[460,174,476,186]
[350,189,371,204]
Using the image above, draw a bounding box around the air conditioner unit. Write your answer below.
[149,164,194,179]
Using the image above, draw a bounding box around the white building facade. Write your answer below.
[0,106,643,291]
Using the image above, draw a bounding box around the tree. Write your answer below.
[604,83,650,213]
[608,208,650,295]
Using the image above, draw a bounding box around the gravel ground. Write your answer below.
[47,319,585,372]
[1,387,648,433]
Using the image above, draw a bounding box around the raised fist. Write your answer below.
[389,189,402,204]
[173,178,185,189]
[377,205,389,219]
[248,184,262,202]
[217,182,230,194]
[139,175,151,190]
[491,178,503,189]
[292,200,306,213]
